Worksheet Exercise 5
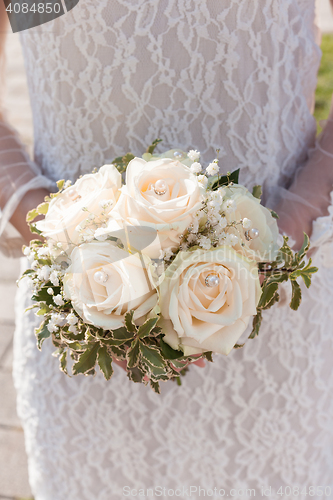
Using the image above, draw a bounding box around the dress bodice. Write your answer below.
[20,0,320,196]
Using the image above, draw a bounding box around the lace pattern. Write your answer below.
[11,1,333,499]
[20,0,320,195]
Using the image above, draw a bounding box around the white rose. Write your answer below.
[36,164,121,252]
[159,247,262,356]
[223,185,279,262]
[63,241,157,330]
[112,157,204,257]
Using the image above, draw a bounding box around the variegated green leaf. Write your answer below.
[159,337,184,360]
[290,280,302,311]
[249,311,262,339]
[137,317,159,339]
[98,345,114,380]
[252,185,262,199]
[35,319,51,349]
[127,339,140,368]
[72,342,100,375]
[124,311,136,334]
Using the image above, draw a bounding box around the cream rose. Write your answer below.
[63,241,157,330]
[159,247,262,356]
[111,157,205,258]
[36,164,121,251]
[224,185,279,262]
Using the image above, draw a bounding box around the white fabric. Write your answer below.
[11,1,333,499]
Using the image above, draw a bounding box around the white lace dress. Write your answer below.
[11,1,333,498]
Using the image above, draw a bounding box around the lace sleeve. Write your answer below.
[0,116,55,257]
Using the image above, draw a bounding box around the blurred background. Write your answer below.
[0,2,333,499]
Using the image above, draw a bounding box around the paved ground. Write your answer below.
[0,2,332,499]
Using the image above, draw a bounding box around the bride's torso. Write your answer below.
[20,0,320,194]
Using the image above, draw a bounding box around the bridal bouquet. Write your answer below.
[21,140,317,392]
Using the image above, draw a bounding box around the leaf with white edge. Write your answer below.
[249,311,262,339]
[72,342,100,375]
[137,317,159,339]
[56,179,65,190]
[171,359,187,369]
[145,138,163,155]
[290,280,302,311]
[252,185,262,199]
[258,282,279,309]
[59,350,68,375]
[150,380,161,394]
[29,223,42,235]
[295,233,310,262]
[140,344,166,369]
[127,366,144,383]
[108,345,127,360]
[277,237,293,268]
[127,339,140,368]
[105,326,135,346]
[26,209,39,222]
[35,319,51,349]
[159,337,184,360]
[36,202,49,215]
[97,345,114,380]
[203,351,213,362]
[37,302,52,315]
[290,259,318,289]
[265,272,289,286]
[124,311,136,334]
[234,343,245,349]
[21,269,35,277]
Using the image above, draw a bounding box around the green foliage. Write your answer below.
[127,339,140,368]
[112,152,135,174]
[159,337,184,360]
[290,280,302,311]
[211,168,240,190]
[97,346,114,380]
[270,210,279,219]
[249,311,262,339]
[56,179,65,190]
[145,138,163,155]
[249,233,317,343]
[252,185,262,199]
[26,201,49,222]
[314,34,333,133]
[35,319,51,349]
[72,343,100,375]
[137,317,160,338]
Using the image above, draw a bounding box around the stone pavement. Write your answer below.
[0,1,332,499]
[0,256,31,500]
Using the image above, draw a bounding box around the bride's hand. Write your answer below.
[10,187,50,245]
[274,120,333,250]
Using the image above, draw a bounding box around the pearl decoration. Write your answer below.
[205,273,220,288]
[67,188,77,198]
[249,228,260,239]
[173,151,184,159]
[94,270,109,284]
[154,179,167,196]
[245,228,260,241]
[67,188,81,202]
